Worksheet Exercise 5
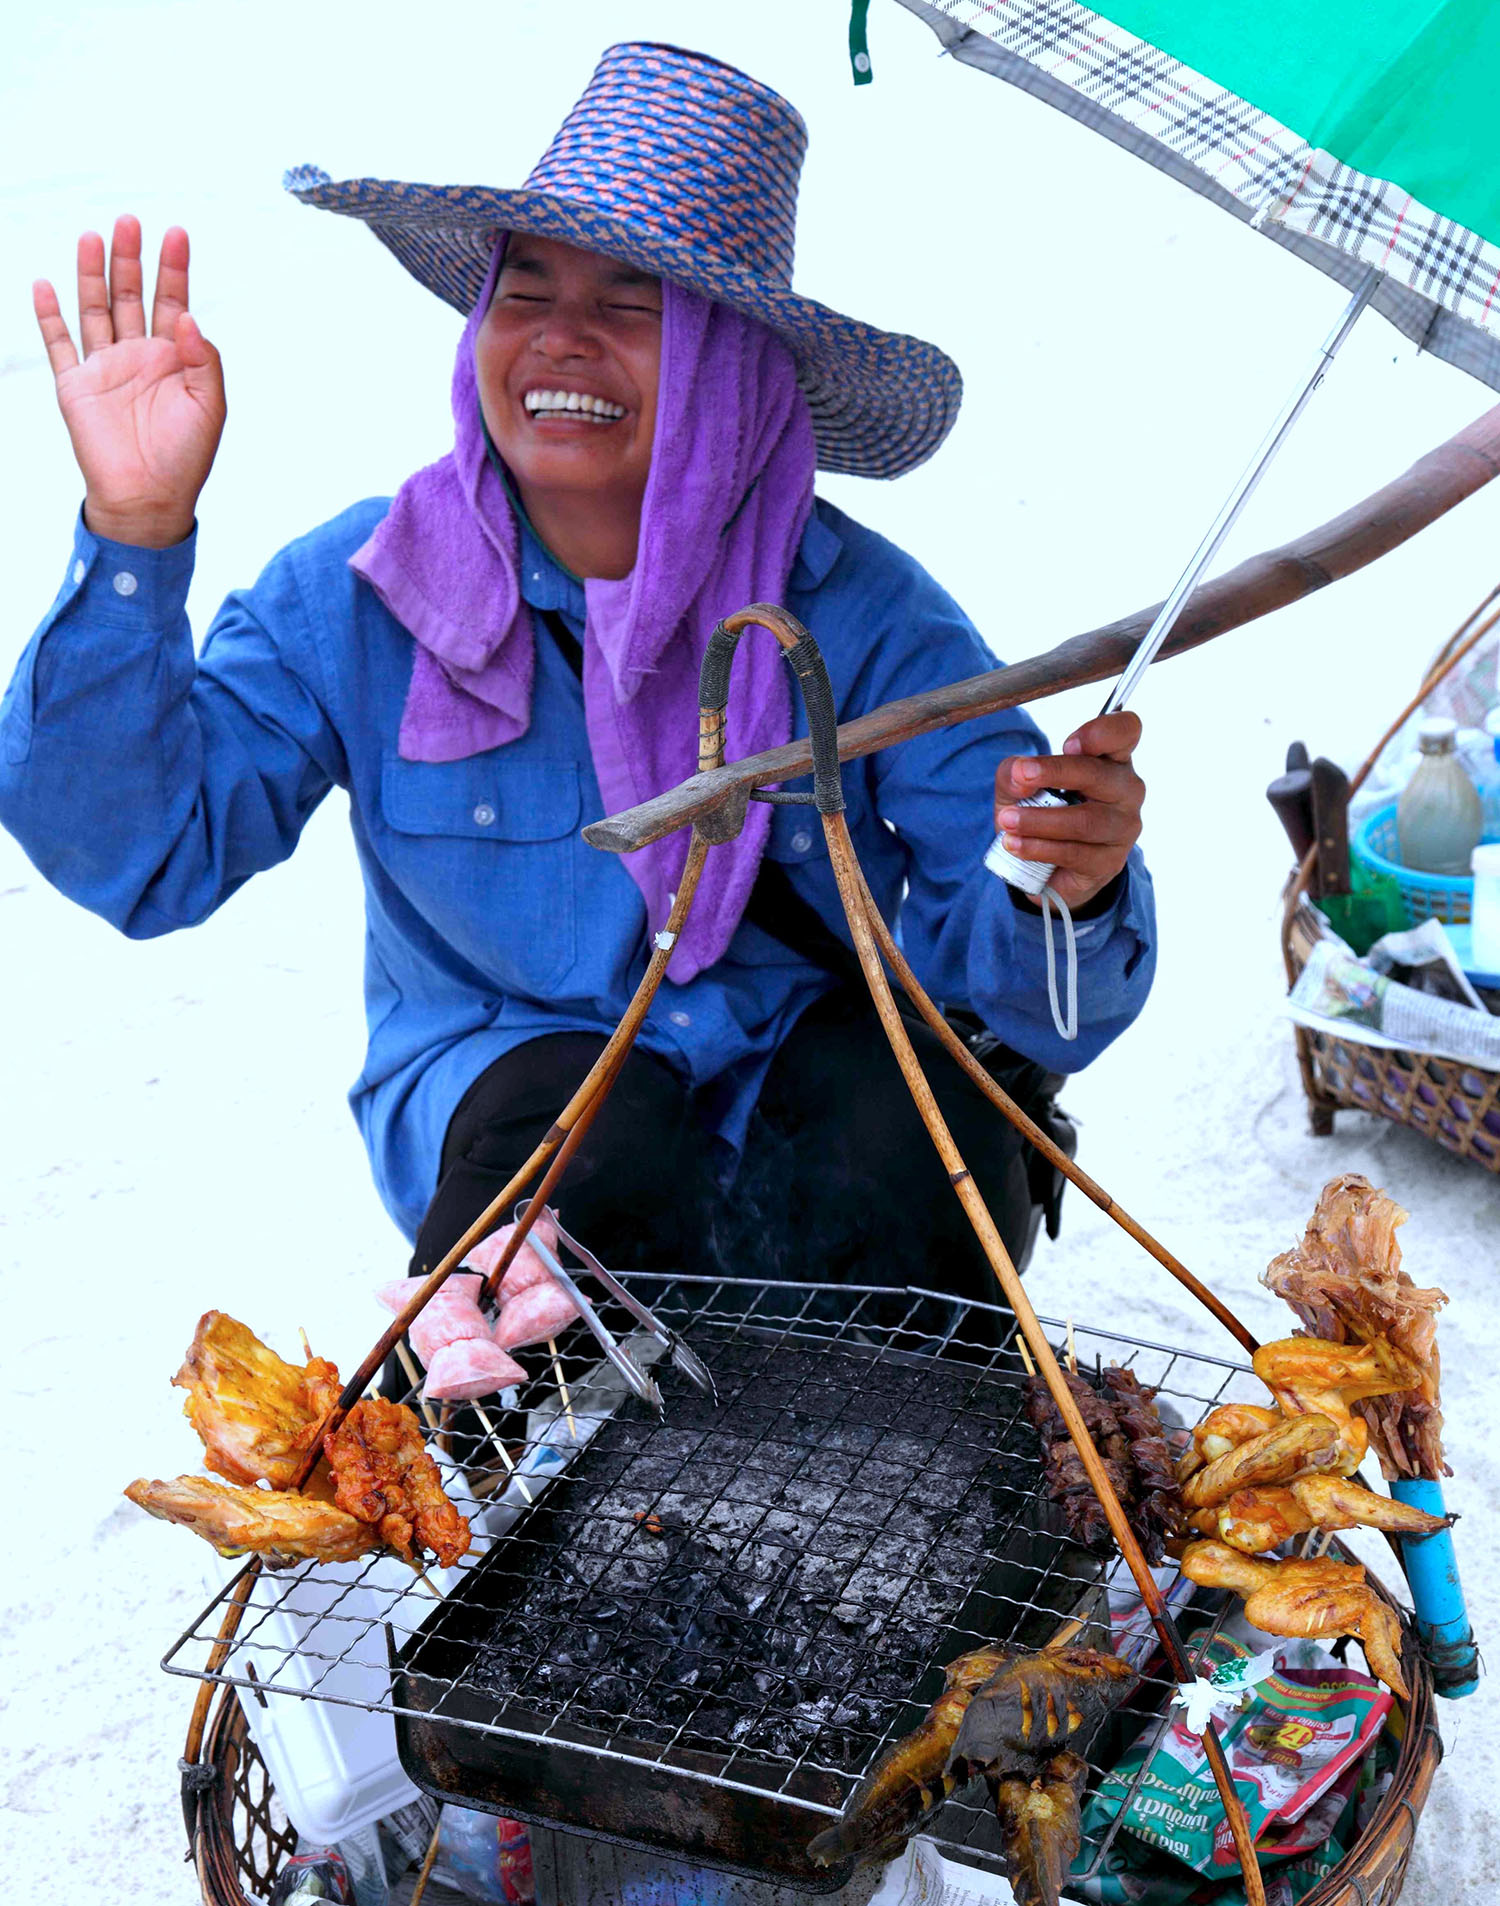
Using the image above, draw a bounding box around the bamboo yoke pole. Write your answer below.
[822,807,1267,1906]
[693,602,1267,1904]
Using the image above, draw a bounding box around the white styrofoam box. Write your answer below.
[202,1383,633,1845]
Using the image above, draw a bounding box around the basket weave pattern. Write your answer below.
[1286,897,1500,1171]
[194,1688,298,1906]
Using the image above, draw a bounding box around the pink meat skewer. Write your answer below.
[376,1273,527,1401]
[463,1210,569,1300]
[465,1211,583,1336]
[494,1278,587,1351]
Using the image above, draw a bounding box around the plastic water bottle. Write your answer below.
[1472,842,1500,972]
[1397,717,1482,875]
[1476,708,1500,841]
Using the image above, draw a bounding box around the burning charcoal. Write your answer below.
[465,1335,1059,1775]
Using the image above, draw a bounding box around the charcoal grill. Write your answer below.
[165,1276,1280,1891]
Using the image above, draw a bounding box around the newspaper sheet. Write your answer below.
[1287,924,1500,1069]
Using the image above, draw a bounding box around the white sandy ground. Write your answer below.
[2,2,1497,1898]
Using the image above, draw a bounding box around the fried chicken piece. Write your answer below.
[1181,1414,1342,1510]
[1289,1475,1452,1538]
[1263,1174,1448,1479]
[125,1475,380,1568]
[948,1648,1137,1769]
[1216,1486,1315,1553]
[324,1398,471,1569]
[806,1645,1019,1866]
[1253,1336,1422,1473]
[1180,1541,1408,1698]
[989,1751,1089,1906]
[173,1311,341,1489]
[1216,1473,1451,1554]
[1178,1404,1283,1481]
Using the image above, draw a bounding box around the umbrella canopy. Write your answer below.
[899,0,1500,391]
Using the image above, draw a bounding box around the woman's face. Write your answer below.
[476,233,662,520]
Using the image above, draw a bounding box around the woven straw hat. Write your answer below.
[285,41,961,480]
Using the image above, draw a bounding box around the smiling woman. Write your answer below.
[477,236,662,579]
[1,40,1155,1322]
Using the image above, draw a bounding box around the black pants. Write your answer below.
[410,990,1045,1327]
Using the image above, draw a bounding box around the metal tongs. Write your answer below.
[514,1199,717,1415]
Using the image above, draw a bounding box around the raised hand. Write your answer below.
[994,711,1145,911]
[34,216,226,549]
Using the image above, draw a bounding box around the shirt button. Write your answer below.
[72,559,86,585]
[472,802,496,826]
[668,1010,692,1028]
[790,830,813,854]
[112,571,138,597]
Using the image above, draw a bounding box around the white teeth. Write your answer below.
[523,388,625,420]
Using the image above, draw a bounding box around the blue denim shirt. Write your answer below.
[0,498,1155,1240]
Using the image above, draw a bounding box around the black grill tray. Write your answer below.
[391,1324,1101,1889]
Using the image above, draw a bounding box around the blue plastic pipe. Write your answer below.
[1391,1477,1479,1698]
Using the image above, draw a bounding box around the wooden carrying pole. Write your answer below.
[585,402,1500,856]
[701,604,1269,1905]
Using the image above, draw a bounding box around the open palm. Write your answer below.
[34,216,225,548]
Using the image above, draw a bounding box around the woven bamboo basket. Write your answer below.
[1284,892,1500,1169]
[1281,585,1500,1169]
[185,1556,1443,1906]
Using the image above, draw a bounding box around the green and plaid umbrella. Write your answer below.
[898,0,1500,388]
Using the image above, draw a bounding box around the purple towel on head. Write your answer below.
[350,242,816,982]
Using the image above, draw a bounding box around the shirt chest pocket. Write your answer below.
[380,755,582,996]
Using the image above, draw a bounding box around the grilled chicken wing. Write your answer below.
[1180,1414,1342,1509]
[324,1398,471,1569]
[124,1475,380,1567]
[1216,1487,1315,1553]
[1252,1337,1422,1472]
[173,1311,340,1489]
[1177,1404,1283,1482]
[1180,1541,1408,1698]
[1288,1476,1451,1537]
[989,1751,1089,1906]
[1214,1476,1448,1552]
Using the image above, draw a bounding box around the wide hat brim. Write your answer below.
[285,169,962,481]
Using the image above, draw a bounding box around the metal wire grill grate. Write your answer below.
[162,1279,1260,1882]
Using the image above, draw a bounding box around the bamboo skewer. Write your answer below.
[472,1402,535,1507]
[823,808,1268,1906]
[1066,1318,1079,1377]
[548,1339,578,1440]
[409,1816,443,1906]
[395,1342,440,1434]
